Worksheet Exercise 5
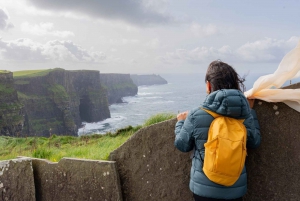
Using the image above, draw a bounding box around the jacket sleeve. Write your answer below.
[174,112,194,152]
[244,109,261,149]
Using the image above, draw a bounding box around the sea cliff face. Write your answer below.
[130,74,167,86]
[100,73,138,104]
[13,69,110,136]
[0,72,24,136]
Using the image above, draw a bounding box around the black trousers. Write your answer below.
[193,194,243,201]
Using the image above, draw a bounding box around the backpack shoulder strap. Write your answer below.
[201,107,245,123]
[201,108,221,118]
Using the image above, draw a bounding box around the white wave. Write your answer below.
[143,96,162,99]
[78,115,126,136]
[138,92,153,96]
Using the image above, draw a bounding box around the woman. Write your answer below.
[174,61,261,201]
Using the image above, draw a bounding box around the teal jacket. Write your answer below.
[174,89,261,199]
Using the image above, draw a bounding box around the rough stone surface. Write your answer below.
[245,91,300,200]
[14,69,110,136]
[110,119,193,201]
[0,72,24,137]
[100,73,138,104]
[32,157,122,201]
[130,74,167,86]
[0,157,35,201]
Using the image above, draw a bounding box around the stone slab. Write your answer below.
[0,157,35,201]
[110,119,193,201]
[32,157,122,201]
[245,99,300,201]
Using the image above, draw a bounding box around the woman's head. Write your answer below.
[205,60,245,93]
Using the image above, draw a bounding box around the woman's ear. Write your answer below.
[206,81,211,94]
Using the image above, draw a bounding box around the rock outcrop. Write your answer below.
[100,74,137,104]
[0,71,24,137]
[14,69,110,137]
[130,74,167,86]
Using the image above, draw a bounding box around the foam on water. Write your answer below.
[78,115,126,136]
[78,73,266,135]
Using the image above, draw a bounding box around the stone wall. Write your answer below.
[110,119,193,201]
[244,83,300,201]
[32,157,122,201]
[0,157,35,201]
[0,157,122,201]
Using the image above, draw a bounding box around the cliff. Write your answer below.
[14,69,110,137]
[130,74,167,86]
[0,71,24,136]
[100,74,138,104]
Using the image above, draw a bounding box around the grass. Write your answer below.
[13,70,50,78]
[0,70,10,73]
[143,113,176,126]
[0,113,175,162]
[13,68,65,78]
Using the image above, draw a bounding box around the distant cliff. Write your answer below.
[130,74,167,86]
[0,71,24,136]
[100,74,138,104]
[13,69,110,137]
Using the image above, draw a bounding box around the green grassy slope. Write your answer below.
[0,113,175,162]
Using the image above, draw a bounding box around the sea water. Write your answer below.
[78,72,297,135]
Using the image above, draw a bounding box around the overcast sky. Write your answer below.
[0,0,299,75]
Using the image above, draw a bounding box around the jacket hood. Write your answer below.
[202,89,251,119]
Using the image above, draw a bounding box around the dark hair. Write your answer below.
[205,60,245,92]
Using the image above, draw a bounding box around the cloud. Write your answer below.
[0,38,106,62]
[190,23,219,37]
[0,8,14,31]
[146,38,160,48]
[21,22,74,38]
[236,37,299,62]
[159,46,233,64]
[159,37,299,64]
[26,0,174,26]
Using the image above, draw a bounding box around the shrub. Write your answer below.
[33,148,52,159]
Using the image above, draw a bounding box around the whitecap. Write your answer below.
[78,116,126,136]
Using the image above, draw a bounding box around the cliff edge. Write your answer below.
[0,71,24,136]
[14,69,110,136]
[100,73,138,104]
[130,74,167,86]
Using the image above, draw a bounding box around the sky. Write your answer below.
[0,0,299,75]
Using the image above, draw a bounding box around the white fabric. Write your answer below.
[244,40,300,112]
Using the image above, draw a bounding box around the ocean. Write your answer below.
[78,72,297,136]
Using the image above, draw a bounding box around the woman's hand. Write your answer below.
[247,98,255,109]
[177,111,188,121]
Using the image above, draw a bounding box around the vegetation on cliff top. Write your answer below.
[0,70,10,73]
[0,113,175,162]
[13,69,52,78]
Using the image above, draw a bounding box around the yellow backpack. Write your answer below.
[201,108,247,186]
